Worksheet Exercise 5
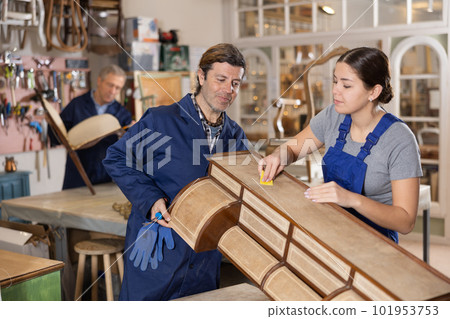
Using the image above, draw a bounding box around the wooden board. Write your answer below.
[169,151,450,301]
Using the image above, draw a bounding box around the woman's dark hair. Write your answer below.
[195,43,246,95]
[337,47,393,104]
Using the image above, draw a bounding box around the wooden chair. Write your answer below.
[0,0,45,48]
[268,47,349,183]
[137,72,182,116]
[86,0,124,55]
[45,0,88,52]
[37,93,124,195]
[302,46,349,125]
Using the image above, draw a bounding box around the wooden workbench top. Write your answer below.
[0,250,64,288]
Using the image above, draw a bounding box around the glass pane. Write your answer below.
[400,78,440,118]
[317,1,342,32]
[240,53,269,141]
[238,0,258,8]
[400,45,439,75]
[289,4,313,33]
[379,0,407,25]
[264,0,285,4]
[264,7,286,35]
[346,0,373,29]
[239,11,259,37]
[412,0,443,23]
[403,121,439,201]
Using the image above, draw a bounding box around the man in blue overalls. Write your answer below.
[103,43,248,300]
[50,65,132,189]
[259,47,422,244]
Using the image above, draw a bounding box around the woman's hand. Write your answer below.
[258,147,289,182]
[304,181,358,208]
[151,198,172,228]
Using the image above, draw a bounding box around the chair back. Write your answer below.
[138,73,183,113]
[302,46,348,124]
[417,127,439,145]
[38,94,69,142]
[273,98,302,139]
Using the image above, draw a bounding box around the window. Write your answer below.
[235,0,446,39]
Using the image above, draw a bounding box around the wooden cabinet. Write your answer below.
[0,171,30,220]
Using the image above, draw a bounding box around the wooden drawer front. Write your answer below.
[239,205,286,257]
[292,227,350,280]
[218,226,278,285]
[264,267,321,301]
[242,189,290,234]
[330,289,365,301]
[210,165,241,196]
[287,244,345,295]
[353,272,395,301]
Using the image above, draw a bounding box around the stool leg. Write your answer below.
[91,255,98,301]
[103,253,114,301]
[75,253,86,301]
[115,252,124,283]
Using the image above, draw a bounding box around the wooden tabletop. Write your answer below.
[0,249,64,288]
[1,183,128,236]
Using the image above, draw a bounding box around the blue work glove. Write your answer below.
[157,226,175,263]
[129,222,159,271]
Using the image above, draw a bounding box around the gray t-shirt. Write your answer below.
[310,104,422,205]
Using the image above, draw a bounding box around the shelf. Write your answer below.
[401,116,439,123]
[399,74,439,80]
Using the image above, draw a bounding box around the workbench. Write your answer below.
[0,183,128,236]
[0,183,127,300]
[0,249,64,301]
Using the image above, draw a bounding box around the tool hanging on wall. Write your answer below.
[27,68,36,89]
[35,70,54,100]
[41,118,51,178]
[45,0,88,52]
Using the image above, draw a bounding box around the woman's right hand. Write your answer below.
[258,147,289,182]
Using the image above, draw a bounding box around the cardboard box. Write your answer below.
[125,17,159,44]
[119,41,161,71]
[0,221,49,259]
[160,44,190,71]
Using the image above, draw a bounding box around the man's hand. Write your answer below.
[151,198,172,227]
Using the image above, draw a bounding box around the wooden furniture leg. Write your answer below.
[91,255,98,300]
[103,253,113,301]
[68,150,96,195]
[74,253,86,301]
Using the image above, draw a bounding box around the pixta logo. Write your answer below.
[125,128,172,175]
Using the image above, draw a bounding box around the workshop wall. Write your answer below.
[0,0,224,196]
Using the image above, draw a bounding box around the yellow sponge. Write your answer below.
[260,170,273,186]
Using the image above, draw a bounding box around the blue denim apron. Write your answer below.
[322,113,401,243]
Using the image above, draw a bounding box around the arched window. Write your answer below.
[391,36,448,231]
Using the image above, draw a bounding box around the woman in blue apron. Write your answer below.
[260,47,422,242]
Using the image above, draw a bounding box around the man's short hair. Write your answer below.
[195,43,246,94]
[98,65,126,80]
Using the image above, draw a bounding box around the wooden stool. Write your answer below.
[74,238,125,301]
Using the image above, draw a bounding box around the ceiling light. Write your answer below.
[319,5,335,15]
